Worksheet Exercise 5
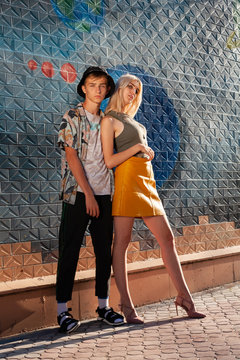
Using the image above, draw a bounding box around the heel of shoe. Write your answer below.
[175,296,206,319]
[174,302,179,316]
[120,304,144,324]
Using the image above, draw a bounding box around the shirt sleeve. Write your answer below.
[57,110,78,150]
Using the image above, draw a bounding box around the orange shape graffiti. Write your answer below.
[41,62,55,78]
[60,63,77,83]
[28,60,37,70]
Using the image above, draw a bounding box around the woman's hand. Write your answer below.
[137,144,155,160]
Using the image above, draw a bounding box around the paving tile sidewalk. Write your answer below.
[1,281,240,360]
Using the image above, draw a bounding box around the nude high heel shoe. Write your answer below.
[120,304,144,324]
[175,296,206,319]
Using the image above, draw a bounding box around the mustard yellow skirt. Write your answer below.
[112,157,165,217]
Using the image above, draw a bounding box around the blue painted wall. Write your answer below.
[0,0,239,264]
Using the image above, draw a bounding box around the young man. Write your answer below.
[56,66,124,333]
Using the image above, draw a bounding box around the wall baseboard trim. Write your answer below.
[1,246,239,296]
[0,246,240,338]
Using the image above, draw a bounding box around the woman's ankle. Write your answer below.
[177,293,193,303]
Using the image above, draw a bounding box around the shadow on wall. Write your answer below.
[101,64,180,189]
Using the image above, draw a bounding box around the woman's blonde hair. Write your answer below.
[105,73,142,117]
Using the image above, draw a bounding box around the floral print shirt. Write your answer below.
[58,103,113,205]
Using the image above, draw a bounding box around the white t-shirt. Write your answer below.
[77,109,111,195]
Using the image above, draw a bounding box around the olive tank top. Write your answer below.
[106,110,147,158]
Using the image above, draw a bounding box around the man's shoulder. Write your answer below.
[64,103,86,120]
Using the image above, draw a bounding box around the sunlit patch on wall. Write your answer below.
[50,0,104,31]
[226,0,240,49]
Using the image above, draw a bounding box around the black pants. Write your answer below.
[56,192,113,302]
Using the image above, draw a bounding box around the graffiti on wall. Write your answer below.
[227,0,240,49]
[50,0,104,31]
[47,0,180,187]
[28,60,77,83]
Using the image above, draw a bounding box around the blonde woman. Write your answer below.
[101,74,206,324]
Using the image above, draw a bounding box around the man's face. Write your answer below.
[82,75,109,104]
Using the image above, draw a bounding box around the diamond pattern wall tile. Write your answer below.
[19,205,38,217]
[3,254,23,268]
[33,263,53,277]
[0,268,14,282]
[20,229,39,242]
[0,231,9,243]
[0,243,11,256]
[31,240,49,253]
[42,250,58,264]
[14,265,34,280]
[23,253,42,265]
[0,0,239,277]
[12,218,31,230]
[0,220,11,231]
[39,227,58,240]
[11,241,31,255]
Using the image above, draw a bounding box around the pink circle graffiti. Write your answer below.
[28,60,77,83]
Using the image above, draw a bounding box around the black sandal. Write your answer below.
[57,308,81,333]
[96,307,124,326]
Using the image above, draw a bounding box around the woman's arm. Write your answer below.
[101,116,154,169]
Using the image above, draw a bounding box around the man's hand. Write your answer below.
[65,147,100,217]
[85,193,100,218]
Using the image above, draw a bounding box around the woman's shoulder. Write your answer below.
[101,114,114,121]
[102,110,121,123]
[101,114,124,134]
[101,115,116,127]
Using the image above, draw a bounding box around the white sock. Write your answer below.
[98,297,109,309]
[98,298,123,324]
[57,302,78,331]
[57,302,67,316]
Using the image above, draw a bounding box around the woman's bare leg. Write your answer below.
[112,216,135,308]
[143,214,192,301]
[143,214,206,317]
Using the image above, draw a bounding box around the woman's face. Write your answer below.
[121,80,140,107]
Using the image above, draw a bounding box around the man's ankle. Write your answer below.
[98,297,109,309]
[57,302,68,315]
